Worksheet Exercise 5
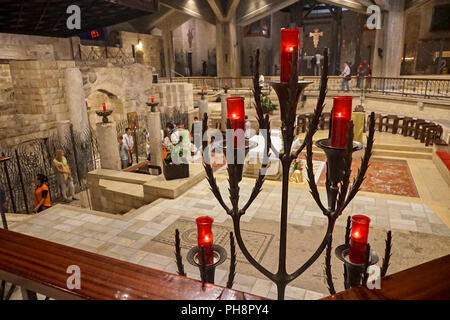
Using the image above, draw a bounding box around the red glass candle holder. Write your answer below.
[102,103,106,112]
[331,96,353,148]
[196,216,214,265]
[280,28,300,83]
[151,96,154,103]
[349,215,371,264]
[226,97,245,149]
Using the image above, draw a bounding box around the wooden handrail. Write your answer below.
[0,229,265,300]
[322,255,450,300]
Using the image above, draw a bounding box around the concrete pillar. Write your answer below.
[220,93,230,132]
[65,68,89,136]
[162,29,175,79]
[372,1,406,77]
[216,14,240,78]
[96,121,121,170]
[198,99,209,120]
[383,0,406,77]
[147,111,163,171]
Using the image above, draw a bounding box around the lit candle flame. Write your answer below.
[287,46,294,53]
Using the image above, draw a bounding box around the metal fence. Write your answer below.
[0,125,95,214]
[161,76,450,100]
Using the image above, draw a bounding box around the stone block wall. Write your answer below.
[153,83,194,113]
[0,60,75,148]
[119,31,163,75]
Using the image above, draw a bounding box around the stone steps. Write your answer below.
[302,142,433,160]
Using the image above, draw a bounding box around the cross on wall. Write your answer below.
[309,29,323,49]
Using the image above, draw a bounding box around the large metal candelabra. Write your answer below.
[198,48,378,300]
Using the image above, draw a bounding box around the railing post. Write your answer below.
[424,80,429,99]
[402,79,406,96]
[1,153,16,213]
[382,78,386,95]
[14,149,29,214]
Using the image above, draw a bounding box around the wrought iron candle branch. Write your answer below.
[324,217,393,294]
[174,229,238,289]
[199,47,378,300]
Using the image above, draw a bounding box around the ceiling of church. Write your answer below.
[0,0,159,37]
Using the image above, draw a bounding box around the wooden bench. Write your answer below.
[322,254,450,300]
[0,229,265,300]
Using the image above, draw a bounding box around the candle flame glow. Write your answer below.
[232,113,237,119]
[287,46,294,53]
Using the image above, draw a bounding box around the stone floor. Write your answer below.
[4,133,450,300]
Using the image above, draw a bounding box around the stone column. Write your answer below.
[198,99,209,120]
[221,93,230,132]
[65,68,89,136]
[96,121,121,170]
[147,111,163,172]
[216,14,240,78]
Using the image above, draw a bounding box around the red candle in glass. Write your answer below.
[196,216,214,265]
[201,87,204,93]
[280,28,300,83]
[331,96,353,148]
[102,103,106,112]
[226,97,245,149]
[225,82,228,87]
[151,96,154,103]
[349,215,371,264]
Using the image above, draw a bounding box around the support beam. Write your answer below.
[106,0,160,12]
[237,0,299,26]
[320,0,366,13]
[161,0,216,25]
[207,0,240,22]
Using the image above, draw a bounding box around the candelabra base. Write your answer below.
[335,244,378,289]
[187,245,227,284]
[95,110,113,124]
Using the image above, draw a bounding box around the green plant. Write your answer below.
[261,95,278,113]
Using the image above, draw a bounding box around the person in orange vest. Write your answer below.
[33,174,52,213]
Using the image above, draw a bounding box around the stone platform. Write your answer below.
[87,163,205,214]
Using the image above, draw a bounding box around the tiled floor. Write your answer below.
[5,133,450,300]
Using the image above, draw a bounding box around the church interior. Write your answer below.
[0,0,449,302]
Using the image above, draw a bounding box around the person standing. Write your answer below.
[314,52,322,76]
[118,136,131,169]
[340,62,351,92]
[33,174,51,213]
[191,116,202,151]
[245,116,252,139]
[259,73,265,92]
[53,150,78,202]
[122,128,134,167]
[0,187,7,229]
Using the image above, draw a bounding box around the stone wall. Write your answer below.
[119,31,163,75]
[0,60,75,148]
[0,32,73,60]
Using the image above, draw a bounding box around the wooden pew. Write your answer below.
[322,254,450,300]
[0,229,265,300]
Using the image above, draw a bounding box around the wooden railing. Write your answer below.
[322,255,450,300]
[0,229,265,300]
